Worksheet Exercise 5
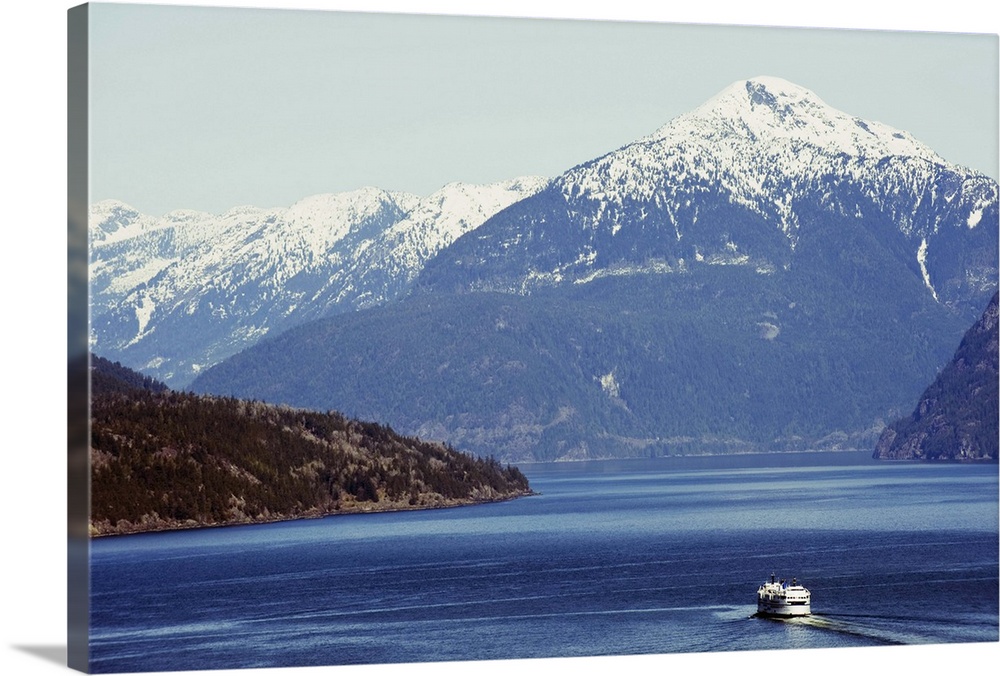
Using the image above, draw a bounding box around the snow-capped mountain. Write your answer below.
[192,76,999,462]
[90,178,548,386]
[418,76,997,309]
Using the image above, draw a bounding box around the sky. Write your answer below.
[1,3,999,676]
[84,1,999,216]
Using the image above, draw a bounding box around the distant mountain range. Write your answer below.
[90,178,547,386]
[874,292,998,461]
[94,76,998,462]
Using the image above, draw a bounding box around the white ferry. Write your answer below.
[756,573,811,617]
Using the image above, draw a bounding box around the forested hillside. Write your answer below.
[91,354,168,395]
[873,293,998,461]
[90,356,532,536]
[192,267,964,461]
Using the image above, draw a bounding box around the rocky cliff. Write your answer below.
[874,292,998,461]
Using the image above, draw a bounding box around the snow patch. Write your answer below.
[126,294,156,347]
[706,253,751,267]
[757,322,780,340]
[917,237,939,302]
[599,371,621,398]
[573,260,677,285]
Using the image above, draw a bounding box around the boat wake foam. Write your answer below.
[777,613,908,645]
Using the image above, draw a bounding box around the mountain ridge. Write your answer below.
[191,76,997,461]
[90,177,548,386]
[416,77,996,311]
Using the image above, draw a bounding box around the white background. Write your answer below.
[2,2,998,676]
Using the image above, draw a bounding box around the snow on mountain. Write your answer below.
[281,187,416,260]
[342,178,550,307]
[656,76,942,162]
[560,76,993,241]
[565,77,947,211]
[89,200,183,317]
[422,77,997,308]
[89,200,167,245]
[89,178,547,386]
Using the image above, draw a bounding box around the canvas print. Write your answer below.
[67,2,999,674]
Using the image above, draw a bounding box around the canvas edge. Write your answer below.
[68,3,91,673]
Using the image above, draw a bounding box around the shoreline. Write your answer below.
[89,488,537,538]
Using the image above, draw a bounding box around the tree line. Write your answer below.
[90,356,532,536]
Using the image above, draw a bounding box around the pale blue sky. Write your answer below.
[87,2,999,216]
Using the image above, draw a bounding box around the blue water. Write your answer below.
[88,452,999,673]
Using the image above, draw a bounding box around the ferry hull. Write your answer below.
[756,601,811,617]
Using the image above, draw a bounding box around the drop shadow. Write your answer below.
[12,644,67,667]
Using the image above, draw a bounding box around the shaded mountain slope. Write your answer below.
[191,266,964,462]
[874,293,999,461]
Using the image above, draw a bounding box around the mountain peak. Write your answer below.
[89,199,163,244]
[644,76,944,168]
[422,76,995,310]
[89,199,142,228]
[715,76,825,112]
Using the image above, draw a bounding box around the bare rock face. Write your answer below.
[874,292,998,461]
